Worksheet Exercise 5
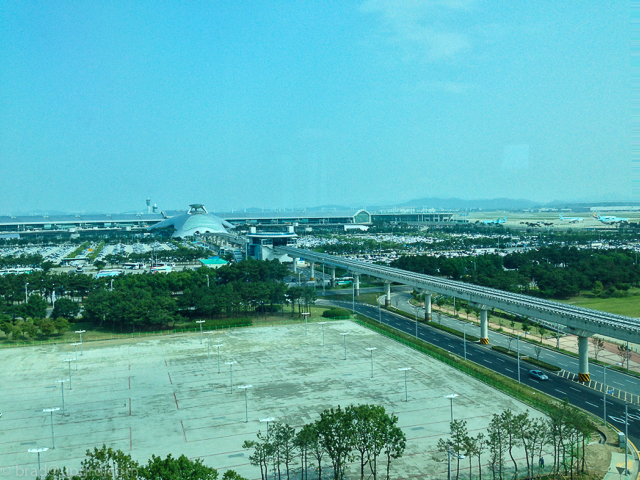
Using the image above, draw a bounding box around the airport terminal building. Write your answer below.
[0,206,456,238]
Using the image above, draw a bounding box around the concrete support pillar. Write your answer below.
[480,309,489,344]
[423,292,432,322]
[330,267,336,287]
[354,274,360,297]
[310,262,315,281]
[384,282,391,307]
[578,335,590,382]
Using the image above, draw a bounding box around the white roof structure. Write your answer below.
[147,204,234,238]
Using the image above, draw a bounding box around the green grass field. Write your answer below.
[558,291,640,318]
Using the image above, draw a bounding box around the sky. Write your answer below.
[0,1,630,214]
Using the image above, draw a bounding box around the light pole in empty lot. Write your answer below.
[238,385,252,422]
[43,408,60,448]
[64,359,74,389]
[56,379,69,415]
[70,343,81,369]
[213,344,224,373]
[340,332,349,360]
[445,393,459,426]
[302,312,310,335]
[318,322,327,346]
[196,320,205,343]
[25,282,29,304]
[260,417,275,436]
[204,331,214,357]
[399,368,411,402]
[225,361,237,393]
[366,347,376,378]
[75,330,86,355]
[28,447,48,474]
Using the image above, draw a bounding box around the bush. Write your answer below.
[192,318,252,329]
[322,308,351,319]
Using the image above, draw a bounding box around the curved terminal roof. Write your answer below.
[147,204,234,238]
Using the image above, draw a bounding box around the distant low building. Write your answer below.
[199,256,229,269]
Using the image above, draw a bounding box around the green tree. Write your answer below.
[591,280,604,297]
[53,317,70,335]
[140,454,219,479]
[52,298,80,320]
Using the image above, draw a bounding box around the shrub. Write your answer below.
[322,308,351,319]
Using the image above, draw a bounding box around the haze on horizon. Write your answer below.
[0,1,629,214]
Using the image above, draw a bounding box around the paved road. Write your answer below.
[318,298,640,450]
[389,291,640,397]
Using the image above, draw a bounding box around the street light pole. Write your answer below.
[196,320,205,344]
[213,344,223,373]
[71,343,80,369]
[318,322,326,346]
[56,379,69,415]
[75,330,86,355]
[463,324,467,361]
[366,347,376,378]
[260,417,275,436]
[399,368,411,402]
[340,332,349,360]
[517,335,521,383]
[603,365,608,426]
[64,359,74,389]
[25,282,29,304]
[28,447,49,474]
[43,408,60,448]
[204,331,214,357]
[302,312,310,335]
[445,394,459,426]
[238,385,252,422]
[225,361,237,393]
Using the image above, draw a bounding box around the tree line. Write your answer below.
[392,246,640,298]
[438,403,593,480]
[242,404,406,480]
[40,444,246,480]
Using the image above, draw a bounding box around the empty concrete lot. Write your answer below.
[0,320,544,479]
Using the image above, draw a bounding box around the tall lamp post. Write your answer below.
[302,312,310,335]
[204,331,214,357]
[399,368,411,402]
[225,361,237,393]
[43,408,60,448]
[340,332,349,360]
[517,335,521,383]
[366,347,376,378]
[56,379,69,415]
[463,324,467,360]
[28,447,49,474]
[75,330,86,355]
[238,385,253,422]
[64,359,74,389]
[196,320,205,343]
[603,365,608,426]
[70,342,81,369]
[213,344,224,373]
[260,417,275,436]
[25,282,29,304]
[318,322,327,346]
[444,393,459,427]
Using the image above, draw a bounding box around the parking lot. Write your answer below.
[0,320,545,479]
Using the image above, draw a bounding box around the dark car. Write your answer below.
[529,370,549,381]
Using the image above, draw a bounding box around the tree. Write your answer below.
[53,317,70,335]
[618,343,630,369]
[381,413,406,480]
[273,423,297,480]
[141,453,219,479]
[317,406,355,480]
[24,295,48,319]
[52,297,81,320]
[591,337,605,361]
[534,345,542,362]
[591,280,604,297]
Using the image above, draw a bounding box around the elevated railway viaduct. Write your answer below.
[276,246,640,382]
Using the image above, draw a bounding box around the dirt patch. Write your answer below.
[584,426,622,477]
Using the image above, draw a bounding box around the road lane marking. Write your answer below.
[585,401,599,408]
[570,387,581,392]
[555,389,567,395]
[505,368,514,373]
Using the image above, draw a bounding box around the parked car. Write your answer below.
[529,370,549,381]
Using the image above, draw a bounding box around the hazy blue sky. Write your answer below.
[0,1,629,213]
